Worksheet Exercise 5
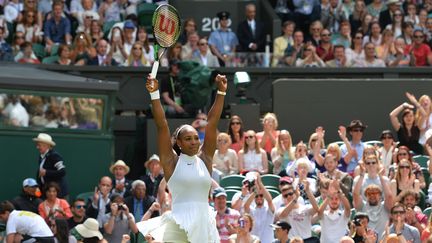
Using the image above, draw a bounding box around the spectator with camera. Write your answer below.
[231,172,258,213]
[102,193,138,242]
[244,172,275,243]
[350,212,378,243]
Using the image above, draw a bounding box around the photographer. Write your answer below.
[231,172,258,212]
[350,212,378,243]
[102,193,138,242]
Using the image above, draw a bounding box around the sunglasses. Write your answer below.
[399,165,410,169]
[75,205,85,209]
[398,153,408,156]
[231,122,241,125]
[381,136,393,139]
[255,194,264,198]
[311,139,317,142]
[199,42,208,46]
[246,135,255,139]
[352,129,363,132]
[283,192,294,198]
[392,210,405,215]
[414,35,424,38]
[365,161,376,165]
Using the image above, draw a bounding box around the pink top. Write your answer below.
[38,198,72,221]
[256,130,280,154]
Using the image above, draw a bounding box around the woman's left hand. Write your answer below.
[215,74,227,92]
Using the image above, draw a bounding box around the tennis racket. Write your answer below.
[150,4,181,79]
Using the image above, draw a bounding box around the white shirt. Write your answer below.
[4,2,23,23]
[250,204,274,243]
[6,210,53,237]
[320,209,349,242]
[278,204,314,239]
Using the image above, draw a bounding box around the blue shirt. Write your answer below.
[340,141,365,173]
[389,223,420,243]
[208,29,239,55]
[44,17,71,44]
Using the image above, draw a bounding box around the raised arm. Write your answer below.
[380,172,394,211]
[256,174,275,213]
[146,76,176,180]
[353,173,365,211]
[339,126,353,165]
[389,103,412,131]
[201,74,227,172]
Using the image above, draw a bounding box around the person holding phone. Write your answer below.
[138,74,227,242]
[228,213,260,243]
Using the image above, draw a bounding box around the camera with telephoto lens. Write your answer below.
[246,179,255,190]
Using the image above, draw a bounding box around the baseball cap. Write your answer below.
[23,178,38,187]
[270,221,291,231]
[217,11,230,20]
[123,20,135,29]
[213,187,227,198]
[279,176,293,184]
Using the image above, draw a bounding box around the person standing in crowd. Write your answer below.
[256,112,280,156]
[140,73,227,242]
[353,177,394,239]
[208,11,239,66]
[237,3,265,52]
[86,176,113,227]
[244,173,275,243]
[318,180,351,242]
[33,133,69,199]
[0,200,55,243]
[213,187,240,243]
[272,21,295,67]
[389,99,423,155]
[140,154,163,198]
[340,120,367,174]
[109,160,132,198]
[11,178,42,214]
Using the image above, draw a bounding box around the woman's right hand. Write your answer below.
[146,75,159,92]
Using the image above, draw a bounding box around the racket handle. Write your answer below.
[150,61,160,79]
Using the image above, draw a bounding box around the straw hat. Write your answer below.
[109,160,130,174]
[75,218,103,240]
[144,154,160,168]
[32,133,56,146]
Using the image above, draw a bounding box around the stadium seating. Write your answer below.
[75,191,94,203]
[423,207,432,218]
[42,56,59,64]
[220,174,245,190]
[261,174,281,191]
[414,155,429,169]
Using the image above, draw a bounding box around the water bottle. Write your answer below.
[264,34,271,67]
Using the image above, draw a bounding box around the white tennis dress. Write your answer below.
[137,153,220,243]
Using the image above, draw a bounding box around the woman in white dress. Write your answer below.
[140,74,227,243]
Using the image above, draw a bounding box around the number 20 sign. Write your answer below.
[201,17,232,32]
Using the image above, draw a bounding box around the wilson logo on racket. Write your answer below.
[158,14,176,35]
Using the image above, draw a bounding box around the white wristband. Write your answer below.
[150,91,160,100]
[217,90,226,96]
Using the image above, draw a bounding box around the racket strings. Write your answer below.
[153,6,180,47]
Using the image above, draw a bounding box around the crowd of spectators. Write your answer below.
[0,94,104,130]
[1,0,432,67]
[2,91,432,242]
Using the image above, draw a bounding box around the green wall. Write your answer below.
[0,131,114,202]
